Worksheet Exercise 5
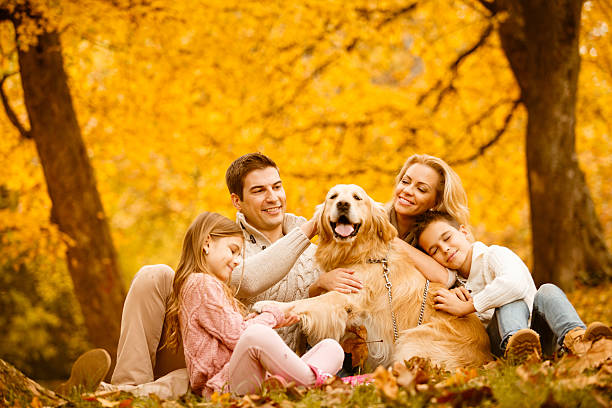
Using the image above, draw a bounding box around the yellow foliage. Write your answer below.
[0,0,611,375]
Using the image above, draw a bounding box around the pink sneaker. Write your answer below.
[308,365,334,387]
[262,373,289,391]
[340,373,374,386]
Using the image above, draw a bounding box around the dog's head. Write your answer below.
[316,184,397,245]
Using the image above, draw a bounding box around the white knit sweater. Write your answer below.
[456,241,537,326]
[230,212,320,351]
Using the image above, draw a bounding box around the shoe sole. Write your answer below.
[505,329,542,363]
[584,322,612,342]
[57,348,111,396]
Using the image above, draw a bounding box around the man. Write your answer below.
[65,153,361,398]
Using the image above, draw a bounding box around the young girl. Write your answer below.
[163,212,344,396]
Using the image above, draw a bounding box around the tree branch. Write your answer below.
[476,0,497,15]
[465,97,515,134]
[0,73,31,139]
[0,7,13,21]
[418,24,493,111]
[450,98,521,165]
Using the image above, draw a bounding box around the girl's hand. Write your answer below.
[433,288,476,316]
[275,312,299,328]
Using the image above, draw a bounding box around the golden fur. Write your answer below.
[253,184,492,370]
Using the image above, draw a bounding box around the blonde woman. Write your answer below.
[163,212,344,396]
[388,154,470,286]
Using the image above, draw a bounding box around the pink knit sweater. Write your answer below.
[179,273,286,396]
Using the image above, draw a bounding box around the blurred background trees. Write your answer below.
[0,0,610,379]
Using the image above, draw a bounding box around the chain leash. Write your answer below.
[417,279,430,326]
[367,256,398,343]
[367,255,431,343]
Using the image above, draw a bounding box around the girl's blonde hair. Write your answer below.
[163,212,244,352]
[393,154,469,225]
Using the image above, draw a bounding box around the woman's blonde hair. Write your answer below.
[163,212,244,352]
[393,154,469,225]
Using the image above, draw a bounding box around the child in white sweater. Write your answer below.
[413,211,611,362]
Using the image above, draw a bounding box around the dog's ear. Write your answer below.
[315,201,332,243]
[371,200,397,243]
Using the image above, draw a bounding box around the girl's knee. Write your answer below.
[319,339,345,368]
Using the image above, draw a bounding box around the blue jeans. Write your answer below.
[486,283,586,357]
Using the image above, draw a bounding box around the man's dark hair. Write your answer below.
[225,153,279,200]
[413,211,461,249]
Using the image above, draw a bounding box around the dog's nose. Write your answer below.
[336,201,350,212]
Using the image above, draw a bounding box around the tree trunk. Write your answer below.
[0,358,67,407]
[13,21,125,357]
[496,0,612,290]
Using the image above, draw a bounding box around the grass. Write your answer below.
[11,284,612,408]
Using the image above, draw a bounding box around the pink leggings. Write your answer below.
[228,324,344,395]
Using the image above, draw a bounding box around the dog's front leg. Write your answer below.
[251,300,295,314]
[253,292,355,345]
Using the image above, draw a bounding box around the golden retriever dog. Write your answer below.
[254,184,492,370]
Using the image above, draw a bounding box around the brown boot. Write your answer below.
[584,322,612,342]
[504,329,542,364]
[562,327,587,355]
[56,348,111,396]
[564,322,612,355]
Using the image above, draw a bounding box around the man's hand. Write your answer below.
[300,216,318,239]
[433,288,475,316]
[309,268,363,297]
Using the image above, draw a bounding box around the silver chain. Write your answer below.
[417,280,430,326]
[367,256,398,343]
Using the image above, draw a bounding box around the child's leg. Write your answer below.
[300,338,345,375]
[228,324,343,395]
[530,283,586,354]
[486,300,530,356]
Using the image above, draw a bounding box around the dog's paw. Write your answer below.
[252,300,285,314]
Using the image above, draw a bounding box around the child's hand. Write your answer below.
[433,288,476,316]
[450,286,472,302]
[275,312,300,328]
[273,305,299,328]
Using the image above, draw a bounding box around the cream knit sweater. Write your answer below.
[230,212,321,351]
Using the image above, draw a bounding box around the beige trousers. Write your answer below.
[110,264,188,398]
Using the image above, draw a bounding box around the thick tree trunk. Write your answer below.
[13,23,125,356]
[496,0,612,290]
[0,358,67,407]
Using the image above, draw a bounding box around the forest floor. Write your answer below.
[5,284,612,408]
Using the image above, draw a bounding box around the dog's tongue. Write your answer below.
[335,223,354,237]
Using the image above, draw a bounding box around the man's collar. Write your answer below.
[235,211,302,244]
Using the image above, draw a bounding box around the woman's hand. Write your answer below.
[433,288,475,316]
[309,268,363,297]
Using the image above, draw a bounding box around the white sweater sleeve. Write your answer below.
[446,269,457,289]
[471,246,536,314]
[230,227,313,297]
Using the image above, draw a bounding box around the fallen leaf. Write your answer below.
[340,325,369,368]
[119,398,133,407]
[29,396,42,408]
[373,365,398,400]
[557,338,612,375]
[97,397,120,407]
